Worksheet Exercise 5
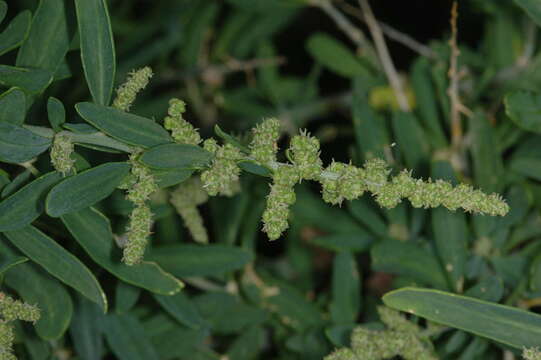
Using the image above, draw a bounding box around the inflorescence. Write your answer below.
[0,292,40,360]
[50,133,75,175]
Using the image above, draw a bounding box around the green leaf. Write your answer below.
[47,97,65,132]
[104,314,160,360]
[226,326,264,360]
[505,91,541,134]
[0,65,52,94]
[153,168,193,188]
[307,33,371,78]
[1,169,32,197]
[115,282,141,314]
[140,143,212,170]
[69,296,105,360]
[153,292,206,329]
[0,87,26,125]
[0,255,27,277]
[0,1,6,23]
[76,102,172,148]
[1,239,72,340]
[46,162,131,217]
[465,276,504,302]
[310,233,373,253]
[61,207,184,295]
[16,0,70,73]
[391,111,429,170]
[330,251,361,324]
[75,0,115,105]
[4,226,108,312]
[148,244,254,277]
[0,10,31,56]
[514,0,541,27]
[0,122,51,163]
[383,287,541,349]
[0,171,62,231]
[371,238,448,289]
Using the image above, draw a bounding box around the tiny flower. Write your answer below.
[50,133,75,175]
[126,155,158,205]
[321,162,365,205]
[164,98,201,145]
[123,203,153,266]
[290,130,323,181]
[200,144,242,197]
[113,66,153,111]
[0,321,14,359]
[170,176,209,243]
[0,293,40,323]
[249,118,281,165]
[523,347,541,360]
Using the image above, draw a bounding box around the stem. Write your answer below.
[358,0,410,112]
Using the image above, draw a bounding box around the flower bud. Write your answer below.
[164,98,201,145]
[249,118,281,165]
[50,133,75,175]
[290,131,322,181]
[201,144,242,197]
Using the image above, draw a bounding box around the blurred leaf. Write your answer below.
[0,10,31,56]
[104,314,160,360]
[76,102,172,148]
[471,112,504,192]
[153,292,206,329]
[310,233,373,253]
[75,0,115,105]
[465,276,504,302]
[347,198,387,237]
[1,169,31,197]
[0,121,51,163]
[1,239,72,340]
[0,171,61,231]
[140,144,212,170]
[0,255,27,277]
[325,324,356,347]
[226,326,264,360]
[514,0,541,27]
[330,251,361,324]
[69,296,105,360]
[307,33,370,78]
[47,97,65,132]
[152,168,193,188]
[391,111,429,169]
[178,2,219,67]
[16,0,70,73]
[509,135,541,180]
[371,238,448,289]
[505,91,541,134]
[226,0,305,12]
[62,207,184,295]
[148,244,253,277]
[0,87,26,125]
[4,225,107,312]
[115,281,141,314]
[0,1,6,23]
[383,287,541,349]
[46,162,130,217]
[0,65,52,94]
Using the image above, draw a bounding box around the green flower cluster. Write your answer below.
[170,176,209,243]
[321,161,364,205]
[123,154,158,265]
[249,117,281,165]
[164,98,201,145]
[0,293,40,360]
[201,140,242,197]
[50,133,75,175]
[325,307,438,360]
[524,348,541,360]
[113,66,153,111]
[290,130,322,180]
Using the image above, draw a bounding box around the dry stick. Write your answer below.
[337,0,437,59]
[358,0,411,112]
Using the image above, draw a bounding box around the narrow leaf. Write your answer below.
[4,226,108,312]
[140,143,212,170]
[46,162,130,217]
[153,292,206,329]
[0,121,51,163]
[69,296,105,360]
[0,65,52,94]
[0,255,27,276]
[0,10,31,56]
[47,97,65,132]
[505,91,541,134]
[75,0,115,105]
[330,251,361,324]
[0,87,26,125]
[104,314,160,360]
[514,0,541,27]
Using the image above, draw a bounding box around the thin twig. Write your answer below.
[358,0,410,112]
[337,0,437,59]
[447,1,462,150]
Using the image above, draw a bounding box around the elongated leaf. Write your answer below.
[16,0,70,73]
[391,111,429,170]
[47,97,65,131]
[330,251,361,324]
[140,143,212,170]
[0,87,26,125]
[115,282,141,314]
[148,244,254,277]
[371,238,448,289]
[153,168,193,188]
[76,102,172,148]
[1,169,32,197]
[0,122,51,163]
[514,0,541,27]
[104,314,160,360]
[153,292,205,329]
[75,0,115,105]
[61,207,184,295]
[310,233,373,253]
[0,10,31,56]
[226,326,264,360]
[307,32,371,78]
[0,255,27,276]
[0,65,52,94]
[505,91,541,134]
[0,1,6,24]
[4,226,107,312]
[383,287,541,349]
[69,296,105,360]
[0,171,62,231]
[1,238,72,340]
[46,162,130,217]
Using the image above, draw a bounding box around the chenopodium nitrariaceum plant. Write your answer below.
[325,307,443,360]
[84,66,509,266]
[0,293,40,360]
